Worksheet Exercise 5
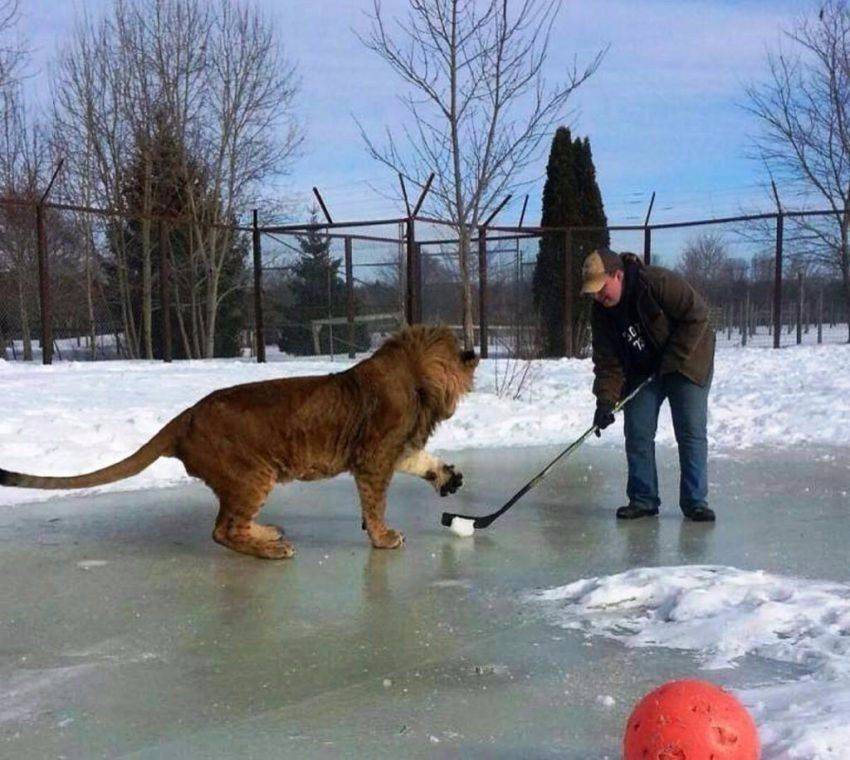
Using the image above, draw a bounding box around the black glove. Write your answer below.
[593,403,615,437]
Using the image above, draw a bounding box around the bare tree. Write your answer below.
[0,82,48,361]
[359,0,603,348]
[53,0,302,358]
[54,9,142,357]
[678,231,729,289]
[184,0,302,357]
[745,0,850,341]
[49,118,103,361]
[0,0,26,90]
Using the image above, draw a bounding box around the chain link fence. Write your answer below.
[256,225,406,361]
[2,198,847,363]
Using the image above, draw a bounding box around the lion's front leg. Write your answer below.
[395,448,463,497]
[353,468,404,549]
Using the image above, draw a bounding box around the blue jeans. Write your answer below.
[623,371,711,512]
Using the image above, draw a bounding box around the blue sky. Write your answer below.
[17,0,809,232]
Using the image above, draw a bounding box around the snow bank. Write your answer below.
[529,565,850,758]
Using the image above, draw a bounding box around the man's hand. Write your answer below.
[593,403,615,437]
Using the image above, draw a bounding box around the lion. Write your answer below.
[0,325,479,559]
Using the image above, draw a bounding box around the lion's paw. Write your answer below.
[257,538,296,559]
[370,528,405,550]
[438,464,464,497]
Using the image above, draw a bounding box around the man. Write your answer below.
[581,247,716,521]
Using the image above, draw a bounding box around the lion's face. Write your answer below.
[457,349,479,395]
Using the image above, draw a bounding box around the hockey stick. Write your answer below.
[440,376,653,530]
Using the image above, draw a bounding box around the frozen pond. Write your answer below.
[1,444,849,758]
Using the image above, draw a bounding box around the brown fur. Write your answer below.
[0,325,478,559]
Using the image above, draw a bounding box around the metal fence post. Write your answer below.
[405,217,419,325]
[345,236,355,359]
[796,271,804,345]
[33,160,64,365]
[643,191,655,266]
[478,225,489,358]
[35,201,52,365]
[773,212,783,349]
[159,220,172,362]
[252,209,266,363]
[415,231,423,324]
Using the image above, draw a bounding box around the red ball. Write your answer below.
[623,679,760,760]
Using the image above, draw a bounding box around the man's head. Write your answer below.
[581,248,624,308]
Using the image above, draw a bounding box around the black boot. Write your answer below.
[616,504,659,520]
[682,506,715,522]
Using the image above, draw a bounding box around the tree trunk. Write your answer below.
[842,223,850,344]
[172,275,194,359]
[141,215,153,359]
[200,225,220,358]
[113,226,139,359]
[16,261,32,361]
[842,261,850,344]
[188,226,202,358]
[458,226,474,349]
[204,264,219,358]
[138,149,154,359]
[201,224,228,359]
[84,224,97,360]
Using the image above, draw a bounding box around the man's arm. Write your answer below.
[648,269,710,377]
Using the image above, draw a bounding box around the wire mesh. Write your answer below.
[258,224,405,361]
[651,218,849,348]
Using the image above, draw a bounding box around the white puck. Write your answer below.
[449,517,475,537]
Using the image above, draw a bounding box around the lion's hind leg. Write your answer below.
[211,477,294,560]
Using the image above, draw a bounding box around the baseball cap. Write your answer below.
[581,248,621,294]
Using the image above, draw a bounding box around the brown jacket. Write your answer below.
[591,255,715,406]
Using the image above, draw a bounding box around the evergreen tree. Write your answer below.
[104,113,247,358]
[532,128,609,357]
[277,215,368,355]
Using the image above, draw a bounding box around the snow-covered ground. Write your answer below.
[0,340,848,507]
[530,566,850,758]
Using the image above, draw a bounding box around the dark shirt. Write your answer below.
[605,262,659,381]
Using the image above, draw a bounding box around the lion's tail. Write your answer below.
[0,412,190,490]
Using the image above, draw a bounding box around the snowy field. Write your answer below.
[530,566,850,758]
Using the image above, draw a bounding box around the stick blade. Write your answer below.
[441,511,496,530]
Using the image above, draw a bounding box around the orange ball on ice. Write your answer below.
[623,679,760,760]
